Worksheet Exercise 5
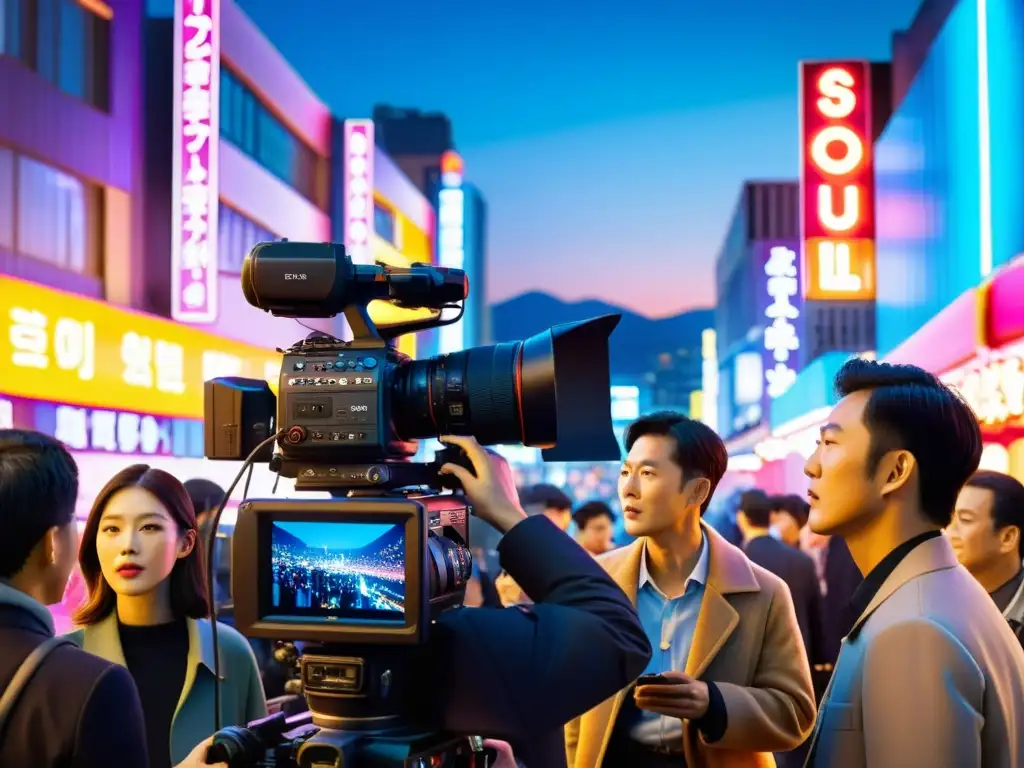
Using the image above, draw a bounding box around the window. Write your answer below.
[219,67,328,209]
[1,0,25,59]
[218,203,279,274]
[0,148,13,249]
[374,202,396,245]
[0,0,109,110]
[10,152,100,274]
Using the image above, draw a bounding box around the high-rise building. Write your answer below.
[372,105,454,194]
[425,158,490,350]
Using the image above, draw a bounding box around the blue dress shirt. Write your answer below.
[629,532,710,747]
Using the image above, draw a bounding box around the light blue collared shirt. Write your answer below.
[629,532,709,746]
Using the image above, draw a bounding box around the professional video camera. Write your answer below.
[202,241,622,767]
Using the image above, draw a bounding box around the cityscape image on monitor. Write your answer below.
[269,521,405,621]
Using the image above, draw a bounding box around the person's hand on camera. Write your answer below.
[173,736,227,768]
[438,435,526,534]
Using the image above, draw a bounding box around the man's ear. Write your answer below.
[878,450,916,497]
[687,477,711,510]
[999,525,1021,557]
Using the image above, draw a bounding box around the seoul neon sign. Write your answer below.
[800,61,876,301]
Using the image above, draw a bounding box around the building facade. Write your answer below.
[143,0,335,351]
[0,0,145,304]
[0,0,337,514]
[874,0,1024,480]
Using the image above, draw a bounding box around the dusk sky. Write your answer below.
[238,0,923,318]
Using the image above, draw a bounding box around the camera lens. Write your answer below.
[391,315,622,460]
[426,534,473,599]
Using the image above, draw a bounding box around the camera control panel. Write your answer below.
[279,352,383,452]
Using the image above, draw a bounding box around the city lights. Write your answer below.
[800,60,876,301]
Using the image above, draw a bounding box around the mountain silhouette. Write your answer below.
[351,525,404,556]
[271,524,306,550]
[270,523,403,554]
[490,292,714,378]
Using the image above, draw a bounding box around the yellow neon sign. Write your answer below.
[0,276,281,419]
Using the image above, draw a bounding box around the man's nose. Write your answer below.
[620,476,638,497]
[804,449,821,479]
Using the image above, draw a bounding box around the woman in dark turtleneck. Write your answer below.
[66,465,267,768]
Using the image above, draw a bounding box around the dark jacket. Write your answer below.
[428,515,652,768]
[821,535,863,665]
[0,581,149,768]
[744,535,826,665]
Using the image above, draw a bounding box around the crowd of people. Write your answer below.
[2,358,1024,767]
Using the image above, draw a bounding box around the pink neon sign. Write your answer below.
[343,120,374,265]
[171,0,221,324]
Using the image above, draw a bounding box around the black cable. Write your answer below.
[206,430,283,731]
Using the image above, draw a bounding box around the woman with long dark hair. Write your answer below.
[67,465,266,768]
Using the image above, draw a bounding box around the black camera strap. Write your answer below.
[0,636,74,737]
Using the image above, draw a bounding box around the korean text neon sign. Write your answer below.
[764,246,800,398]
[171,0,221,324]
[800,61,876,301]
[344,120,375,265]
[943,351,1024,429]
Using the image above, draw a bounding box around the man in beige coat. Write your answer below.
[566,412,816,767]
[802,359,1024,767]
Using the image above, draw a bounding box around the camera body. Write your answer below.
[203,241,623,766]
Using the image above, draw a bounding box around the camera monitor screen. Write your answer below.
[269,521,405,623]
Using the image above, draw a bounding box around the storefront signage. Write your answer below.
[943,350,1024,428]
[763,245,801,398]
[344,119,375,265]
[437,150,466,354]
[0,276,280,419]
[0,394,204,457]
[800,61,876,301]
[171,0,221,324]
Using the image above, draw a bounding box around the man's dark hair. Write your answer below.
[624,411,728,515]
[781,494,810,527]
[573,500,616,530]
[833,358,982,528]
[0,430,79,579]
[738,490,773,528]
[965,470,1024,558]
[520,483,572,512]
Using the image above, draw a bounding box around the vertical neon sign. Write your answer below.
[438,150,465,354]
[343,120,375,266]
[763,244,801,398]
[799,61,876,301]
[171,0,220,324]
